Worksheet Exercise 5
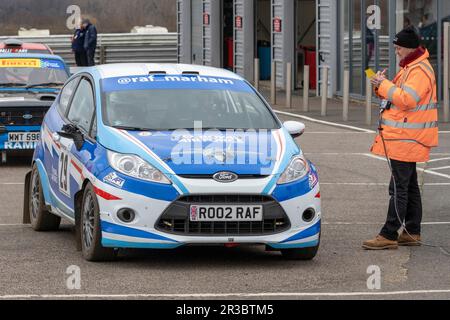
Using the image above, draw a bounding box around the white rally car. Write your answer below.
[25,64,321,261]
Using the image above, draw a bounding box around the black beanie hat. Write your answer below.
[393,27,420,49]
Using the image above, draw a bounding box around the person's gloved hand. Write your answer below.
[371,69,387,88]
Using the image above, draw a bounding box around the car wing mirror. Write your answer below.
[58,124,85,151]
[283,121,305,138]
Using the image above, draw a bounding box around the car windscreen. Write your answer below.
[0,58,68,87]
[101,75,280,130]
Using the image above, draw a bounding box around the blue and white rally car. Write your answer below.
[24,64,321,261]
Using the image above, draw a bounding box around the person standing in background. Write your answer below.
[82,17,98,66]
[71,22,87,66]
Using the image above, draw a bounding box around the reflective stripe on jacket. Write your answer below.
[371,49,438,163]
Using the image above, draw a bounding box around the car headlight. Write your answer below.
[277,156,310,185]
[107,151,171,184]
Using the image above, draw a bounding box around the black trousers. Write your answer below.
[74,51,87,67]
[380,159,423,241]
[86,48,96,66]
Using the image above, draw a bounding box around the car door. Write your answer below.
[57,77,96,215]
[43,76,80,212]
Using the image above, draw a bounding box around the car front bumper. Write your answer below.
[96,176,321,250]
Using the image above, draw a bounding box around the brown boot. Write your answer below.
[362,235,398,250]
[398,232,421,247]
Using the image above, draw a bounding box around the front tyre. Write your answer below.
[81,183,116,262]
[29,164,61,231]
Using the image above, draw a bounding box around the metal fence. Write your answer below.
[0,33,178,66]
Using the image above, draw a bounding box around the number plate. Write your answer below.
[8,132,40,142]
[190,205,263,222]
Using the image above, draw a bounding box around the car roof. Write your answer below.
[0,52,66,62]
[90,63,245,81]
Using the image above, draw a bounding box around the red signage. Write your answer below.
[235,16,243,29]
[203,13,210,26]
[273,17,282,33]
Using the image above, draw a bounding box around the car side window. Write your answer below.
[67,78,95,133]
[58,77,79,116]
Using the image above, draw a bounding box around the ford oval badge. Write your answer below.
[213,172,238,183]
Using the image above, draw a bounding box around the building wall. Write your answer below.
[297,0,316,47]
[177,0,335,95]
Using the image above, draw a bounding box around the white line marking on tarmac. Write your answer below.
[428,157,450,163]
[322,222,450,226]
[305,153,450,157]
[2,222,448,227]
[2,290,450,299]
[274,110,376,133]
[320,182,450,186]
[304,132,373,134]
[0,182,24,185]
[363,154,450,180]
[276,110,450,135]
[429,166,450,171]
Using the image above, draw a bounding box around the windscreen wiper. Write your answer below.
[165,127,236,131]
[0,83,28,87]
[111,126,154,131]
[26,82,64,88]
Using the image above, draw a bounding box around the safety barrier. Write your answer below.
[0,33,178,66]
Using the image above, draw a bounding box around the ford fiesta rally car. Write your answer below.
[0,53,69,163]
[24,64,321,261]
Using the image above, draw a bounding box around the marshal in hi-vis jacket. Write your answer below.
[371,49,438,163]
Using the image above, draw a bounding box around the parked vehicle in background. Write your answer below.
[0,38,53,55]
[0,53,70,163]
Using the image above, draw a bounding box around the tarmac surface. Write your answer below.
[0,104,449,300]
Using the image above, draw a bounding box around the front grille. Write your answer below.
[0,107,47,126]
[156,195,290,236]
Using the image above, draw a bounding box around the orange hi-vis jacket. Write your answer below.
[371,49,438,163]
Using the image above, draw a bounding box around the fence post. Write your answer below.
[286,62,292,108]
[343,70,350,121]
[100,46,106,65]
[303,65,310,112]
[254,58,260,91]
[366,77,372,125]
[321,67,328,116]
[444,22,450,123]
[271,61,277,105]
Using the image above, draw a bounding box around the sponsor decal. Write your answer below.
[117,75,235,85]
[173,134,244,143]
[0,58,40,68]
[103,172,125,188]
[102,75,252,93]
[40,59,65,69]
[308,171,318,189]
[203,148,235,163]
[0,48,29,53]
[3,141,37,149]
[0,58,64,69]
